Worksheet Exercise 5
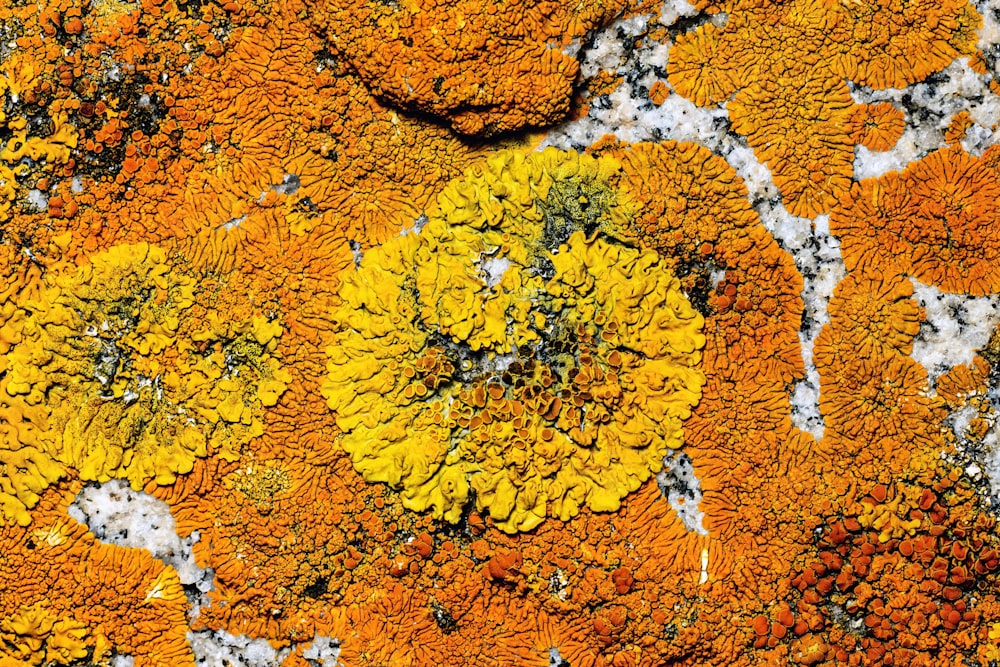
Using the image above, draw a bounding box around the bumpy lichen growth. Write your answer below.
[0,243,289,524]
[0,602,92,665]
[7,0,1000,657]
[0,484,196,666]
[0,251,66,528]
[323,148,705,533]
[319,0,656,135]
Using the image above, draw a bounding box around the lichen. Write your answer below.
[1,243,288,523]
[666,0,981,217]
[2,0,1000,662]
[323,148,705,533]
[0,602,91,665]
[831,144,1000,295]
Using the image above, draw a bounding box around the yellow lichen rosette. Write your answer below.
[323,149,705,533]
[0,243,289,524]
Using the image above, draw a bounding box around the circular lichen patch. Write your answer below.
[1,243,289,519]
[322,148,705,533]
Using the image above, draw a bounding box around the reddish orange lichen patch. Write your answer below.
[771,472,1000,666]
[831,145,1000,295]
[782,170,1000,664]
[316,0,656,136]
[667,0,980,217]
[848,102,906,152]
[648,80,670,106]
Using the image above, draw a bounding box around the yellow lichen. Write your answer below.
[1,243,289,524]
[0,603,91,665]
[986,622,1000,661]
[323,148,705,533]
[2,112,78,166]
[0,247,65,527]
[855,485,922,544]
[224,459,292,508]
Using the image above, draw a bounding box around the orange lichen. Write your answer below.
[43,0,492,277]
[121,137,829,662]
[825,271,925,358]
[605,141,805,385]
[775,471,1000,666]
[161,455,364,640]
[945,110,976,145]
[830,0,981,89]
[325,587,439,666]
[0,483,193,666]
[317,0,655,135]
[942,362,996,440]
[815,333,946,470]
[831,144,1000,295]
[496,611,604,667]
[937,355,991,408]
[4,0,1000,662]
[581,141,827,660]
[937,330,1000,452]
[667,0,980,217]
[848,102,906,152]
[585,70,625,102]
[648,80,670,106]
